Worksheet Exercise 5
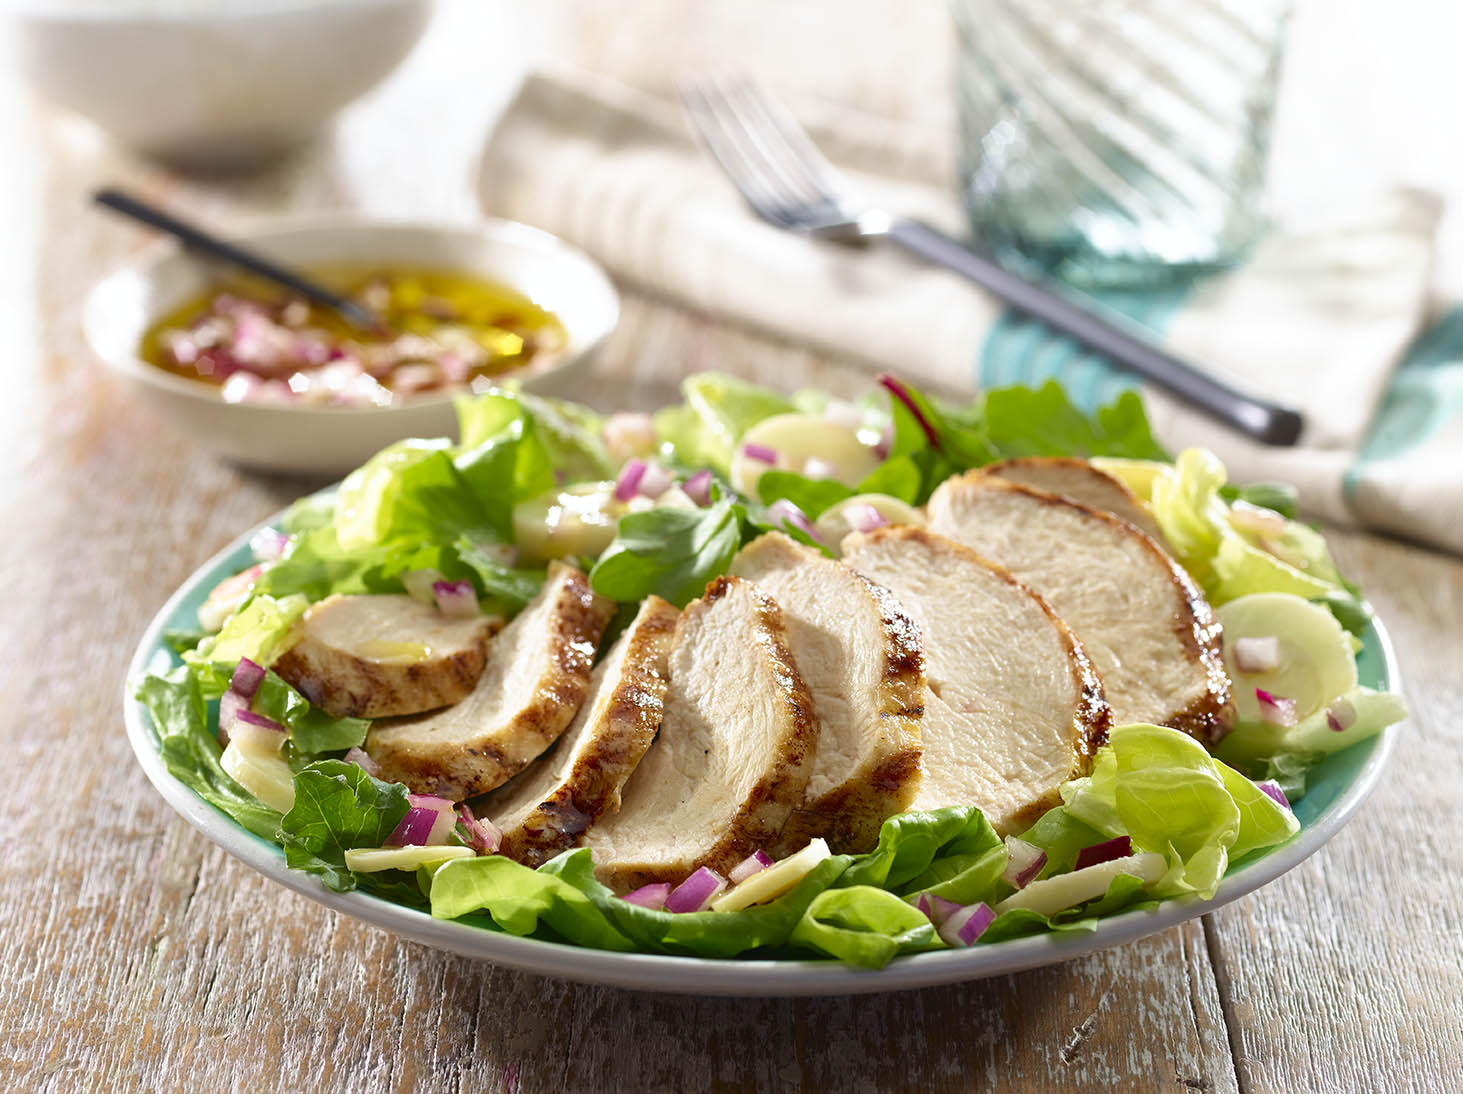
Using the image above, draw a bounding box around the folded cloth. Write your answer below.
[479,69,1463,554]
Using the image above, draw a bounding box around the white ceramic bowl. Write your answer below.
[7,0,432,169]
[84,217,621,474]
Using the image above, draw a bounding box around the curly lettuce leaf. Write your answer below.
[184,593,309,698]
[278,760,411,894]
[788,887,935,968]
[135,668,282,840]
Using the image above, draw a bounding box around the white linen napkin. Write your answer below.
[479,69,1463,554]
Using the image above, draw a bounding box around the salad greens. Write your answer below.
[134,372,1406,970]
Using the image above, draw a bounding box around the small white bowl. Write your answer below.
[8,0,432,169]
[83,217,621,474]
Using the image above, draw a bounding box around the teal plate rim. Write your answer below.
[123,507,1402,996]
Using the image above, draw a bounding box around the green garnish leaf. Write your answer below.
[278,760,411,893]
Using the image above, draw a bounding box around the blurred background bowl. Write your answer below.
[7,0,433,170]
[83,217,621,474]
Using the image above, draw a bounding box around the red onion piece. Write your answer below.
[802,457,839,481]
[664,866,727,913]
[1326,696,1357,732]
[1074,835,1132,871]
[1232,636,1280,674]
[1001,837,1047,890]
[217,688,247,747]
[230,657,266,700]
[877,374,939,449]
[344,747,381,777]
[249,527,290,563]
[844,503,889,534]
[915,892,963,927]
[386,807,440,848]
[456,804,502,854]
[938,902,996,947]
[728,850,774,885]
[1256,780,1291,810]
[433,580,478,619]
[408,794,458,846]
[622,883,672,910]
[1255,688,1298,727]
[743,443,778,465]
[683,470,713,507]
[767,499,825,545]
[614,458,647,502]
[638,462,675,499]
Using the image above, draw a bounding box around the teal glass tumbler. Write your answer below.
[952,0,1291,289]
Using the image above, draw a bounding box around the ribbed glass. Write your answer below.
[952,0,1291,289]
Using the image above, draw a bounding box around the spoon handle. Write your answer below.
[92,187,379,330]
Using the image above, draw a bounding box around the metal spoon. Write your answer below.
[92,187,381,331]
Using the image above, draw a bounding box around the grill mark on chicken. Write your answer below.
[486,597,679,869]
[365,563,615,798]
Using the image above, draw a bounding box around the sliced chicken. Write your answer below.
[586,576,819,892]
[730,532,923,854]
[365,562,616,798]
[927,475,1233,740]
[273,594,500,718]
[981,456,1167,545]
[842,526,1110,834]
[485,597,680,868]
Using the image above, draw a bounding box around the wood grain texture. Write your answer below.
[1,1,1460,1091]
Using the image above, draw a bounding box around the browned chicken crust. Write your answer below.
[273,594,500,719]
[365,562,615,798]
[485,596,680,868]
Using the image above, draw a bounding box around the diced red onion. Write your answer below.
[457,804,502,855]
[844,503,889,534]
[621,883,672,910]
[230,657,266,700]
[638,462,675,499]
[225,708,286,753]
[1255,688,1298,727]
[433,580,478,618]
[877,374,939,449]
[664,866,727,913]
[801,456,839,481]
[1326,696,1357,733]
[1256,780,1291,810]
[385,807,440,848]
[728,850,774,885]
[402,568,444,605]
[217,689,247,747]
[937,902,996,947]
[406,794,458,845]
[874,421,893,461]
[1001,837,1047,890]
[614,458,647,502]
[1074,835,1132,871]
[249,527,290,563]
[683,470,713,507]
[767,499,825,545]
[344,747,381,777]
[1232,636,1280,674]
[743,443,778,465]
[915,892,963,927]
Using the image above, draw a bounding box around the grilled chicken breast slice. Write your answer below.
[731,532,923,854]
[365,562,615,797]
[842,526,1110,834]
[586,576,820,892]
[981,456,1167,546]
[272,594,499,718]
[927,475,1233,741]
[484,597,679,868]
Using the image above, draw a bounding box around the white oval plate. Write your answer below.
[125,509,1400,996]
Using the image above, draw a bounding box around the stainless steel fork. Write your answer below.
[679,77,1305,447]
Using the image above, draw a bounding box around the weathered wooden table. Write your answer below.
[3,2,1460,1090]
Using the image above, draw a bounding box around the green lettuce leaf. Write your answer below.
[278,760,411,894]
[249,672,369,756]
[184,593,309,697]
[654,373,795,473]
[135,668,282,840]
[589,497,744,606]
[753,470,855,519]
[983,383,1168,461]
[788,887,935,968]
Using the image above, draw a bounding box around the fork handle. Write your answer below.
[886,219,1304,446]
